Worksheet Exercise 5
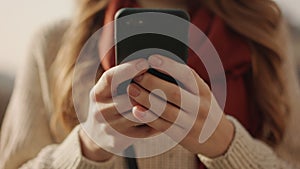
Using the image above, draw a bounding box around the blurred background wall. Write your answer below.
[0,0,73,125]
[0,0,73,77]
[0,0,299,124]
[276,0,300,75]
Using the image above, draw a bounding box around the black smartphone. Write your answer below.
[114,8,190,94]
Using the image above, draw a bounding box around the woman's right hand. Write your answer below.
[79,58,157,162]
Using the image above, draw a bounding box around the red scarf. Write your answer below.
[99,0,261,168]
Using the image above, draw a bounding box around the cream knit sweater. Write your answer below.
[0,20,300,169]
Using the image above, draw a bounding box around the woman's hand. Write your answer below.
[79,58,158,162]
[128,55,235,158]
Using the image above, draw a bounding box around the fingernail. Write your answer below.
[134,74,144,82]
[133,107,146,118]
[136,60,148,71]
[148,55,162,66]
[128,85,141,97]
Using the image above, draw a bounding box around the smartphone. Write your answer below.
[114,8,190,94]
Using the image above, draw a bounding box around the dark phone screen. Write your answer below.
[116,33,188,64]
[114,8,190,94]
[115,8,190,64]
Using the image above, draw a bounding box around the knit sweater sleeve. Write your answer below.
[198,116,300,169]
[0,22,126,169]
[19,126,125,169]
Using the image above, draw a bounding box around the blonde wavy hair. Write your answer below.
[50,0,289,146]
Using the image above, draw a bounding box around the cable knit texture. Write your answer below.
[0,21,300,169]
[198,116,296,169]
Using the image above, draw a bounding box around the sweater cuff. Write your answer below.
[197,115,274,169]
[52,125,116,169]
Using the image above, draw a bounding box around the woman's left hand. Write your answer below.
[127,55,235,158]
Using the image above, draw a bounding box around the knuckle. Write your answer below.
[90,86,104,102]
[202,89,212,102]
[199,99,211,117]
[102,70,113,85]
[163,108,179,122]
[170,89,181,103]
[89,87,96,101]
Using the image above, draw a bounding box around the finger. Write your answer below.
[109,111,143,129]
[94,94,140,123]
[132,105,172,130]
[124,125,158,138]
[132,105,186,141]
[93,58,149,99]
[147,55,200,95]
[106,123,158,138]
[133,73,200,113]
[128,83,192,128]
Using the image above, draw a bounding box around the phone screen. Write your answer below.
[115,8,190,64]
[114,8,190,93]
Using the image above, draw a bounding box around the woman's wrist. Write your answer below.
[79,129,113,162]
[213,115,235,157]
[199,115,235,158]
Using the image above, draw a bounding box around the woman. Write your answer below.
[1,0,300,168]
